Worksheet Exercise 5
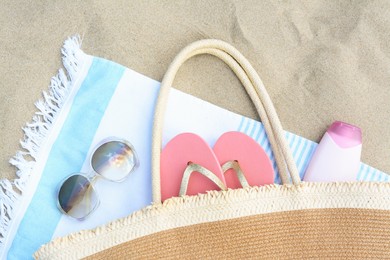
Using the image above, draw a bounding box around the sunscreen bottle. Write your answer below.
[303,121,362,182]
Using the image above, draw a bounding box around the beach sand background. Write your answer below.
[1,1,389,180]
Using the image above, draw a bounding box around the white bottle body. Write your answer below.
[304,132,362,182]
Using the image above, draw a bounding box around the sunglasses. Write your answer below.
[57,137,139,220]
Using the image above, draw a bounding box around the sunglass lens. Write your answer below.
[58,175,99,219]
[91,141,138,182]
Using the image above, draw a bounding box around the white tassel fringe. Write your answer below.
[0,35,84,247]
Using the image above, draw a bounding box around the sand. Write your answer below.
[1,0,389,180]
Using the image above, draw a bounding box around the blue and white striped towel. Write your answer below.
[1,36,389,259]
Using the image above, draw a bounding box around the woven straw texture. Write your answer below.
[35,182,390,259]
[87,208,390,259]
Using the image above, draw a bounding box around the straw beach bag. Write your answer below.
[35,40,390,259]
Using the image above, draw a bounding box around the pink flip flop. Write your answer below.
[160,133,226,201]
[161,131,274,201]
[214,131,274,189]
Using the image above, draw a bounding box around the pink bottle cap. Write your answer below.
[327,121,362,148]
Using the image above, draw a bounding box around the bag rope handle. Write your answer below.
[152,39,300,203]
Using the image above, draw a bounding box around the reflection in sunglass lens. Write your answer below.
[91,141,137,182]
[58,175,99,220]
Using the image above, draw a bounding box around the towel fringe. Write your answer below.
[0,35,84,247]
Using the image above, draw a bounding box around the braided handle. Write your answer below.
[152,40,300,203]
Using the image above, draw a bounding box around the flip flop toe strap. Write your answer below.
[222,160,250,188]
[179,162,228,196]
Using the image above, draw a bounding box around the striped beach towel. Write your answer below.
[1,36,388,259]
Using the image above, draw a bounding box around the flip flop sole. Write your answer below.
[214,131,274,189]
[160,133,225,201]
